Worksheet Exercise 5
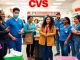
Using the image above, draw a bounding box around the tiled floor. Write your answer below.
[22,45,58,60]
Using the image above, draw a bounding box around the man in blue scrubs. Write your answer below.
[54,13,63,56]
[6,7,23,52]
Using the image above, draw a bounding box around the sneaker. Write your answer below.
[54,53,60,56]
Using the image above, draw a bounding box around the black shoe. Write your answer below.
[54,53,60,56]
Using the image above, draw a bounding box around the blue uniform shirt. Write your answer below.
[6,17,23,38]
[59,24,72,41]
[72,24,80,40]
[54,19,63,30]
[54,19,63,40]
[24,22,36,38]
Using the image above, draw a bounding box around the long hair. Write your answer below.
[64,17,70,25]
[42,16,54,29]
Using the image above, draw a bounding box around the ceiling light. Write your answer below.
[5,2,15,5]
[56,0,66,1]
[50,6,58,8]
[53,3,62,5]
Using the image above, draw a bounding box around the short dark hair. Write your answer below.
[13,7,20,12]
[74,15,80,22]
[27,16,32,20]
[56,13,61,15]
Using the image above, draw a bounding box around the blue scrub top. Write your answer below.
[24,22,36,38]
[54,19,63,40]
[72,24,80,40]
[54,19,63,29]
[6,17,23,38]
[59,24,72,41]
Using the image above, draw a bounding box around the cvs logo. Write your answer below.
[29,0,48,7]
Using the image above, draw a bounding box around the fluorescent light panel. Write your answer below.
[5,2,15,5]
[53,3,62,5]
[56,0,66,1]
[50,6,58,8]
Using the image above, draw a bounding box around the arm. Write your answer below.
[64,26,72,45]
[40,26,45,36]
[58,31,60,37]
[65,33,71,42]
[0,25,9,36]
[6,19,16,40]
[64,33,71,45]
[0,30,9,37]
[47,27,56,36]
[24,23,32,33]
[72,30,80,35]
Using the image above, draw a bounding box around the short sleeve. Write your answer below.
[68,26,72,33]
[6,19,11,27]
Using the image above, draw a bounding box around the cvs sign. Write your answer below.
[29,0,48,7]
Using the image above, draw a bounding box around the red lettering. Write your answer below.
[29,0,48,7]
[42,0,48,7]
[29,0,36,7]
[36,0,42,7]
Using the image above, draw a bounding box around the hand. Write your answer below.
[56,27,59,30]
[5,27,10,32]
[19,29,24,34]
[64,40,67,45]
[31,30,36,32]
[11,36,16,41]
[43,33,48,37]
[28,26,31,30]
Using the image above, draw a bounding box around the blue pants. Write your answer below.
[42,45,53,60]
[8,38,22,52]
[74,38,80,60]
[67,40,75,56]
[60,41,69,56]
[55,35,60,54]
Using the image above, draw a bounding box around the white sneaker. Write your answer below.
[10,49,22,56]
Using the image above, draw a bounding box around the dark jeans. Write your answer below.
[0,40,7,60]
[35,41,43,60]
[42,45,53,60]
[60,41,69,56]
[68,40,75,56]
[26,39,35,57]
[74,38,80,60]
[55,35,60,54]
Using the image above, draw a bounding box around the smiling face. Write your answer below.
[56,14,61,20]
[63,18,68,25]
[0,11,5,21]
[74,17,79,24]
[28,17,33,23]
[46,17,51,24]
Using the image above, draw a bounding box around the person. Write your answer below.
[71,15,80,60]
[58,17,72,56]
[6,7,23,52]
[24,16,36,60]
[34,18,38,24]
[54,13,63,56]
[39,15,56,60]
[0,10,9,60]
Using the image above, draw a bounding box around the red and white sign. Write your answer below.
[29,0,48,7]
[27,11,60,16]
